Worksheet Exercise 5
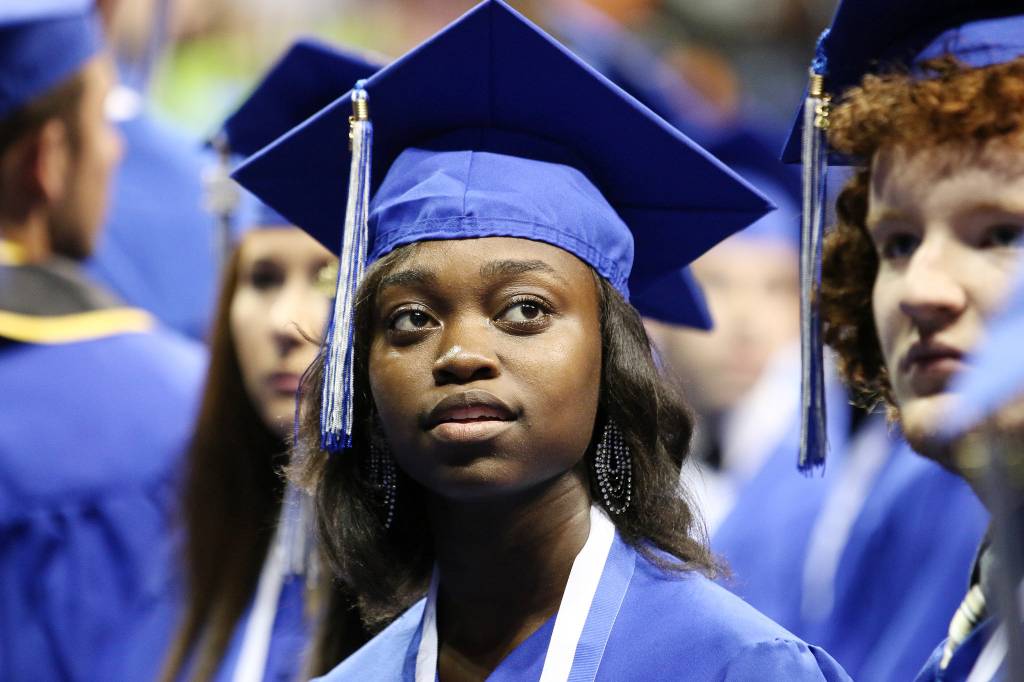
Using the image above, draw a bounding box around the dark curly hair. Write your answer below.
[291,240,716,657]
[821,55,1024,414]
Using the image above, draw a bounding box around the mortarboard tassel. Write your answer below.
[321,81,373,452]
[798,31,831,473]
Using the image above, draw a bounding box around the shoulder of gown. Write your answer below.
[596,547,851,680]
[0,328,206,681]
[314,599,426,681]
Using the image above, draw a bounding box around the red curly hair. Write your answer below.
[820,55,1024,414]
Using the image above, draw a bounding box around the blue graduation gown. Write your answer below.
[316,532,851,681]
[212,575,310,682]
[914,619,1007,681]
[804,438,987,682]
[711,381,851,633]
[0,260,205,681]
[97,537,311,682]
[85,103,219,340]
[714,413,987,682]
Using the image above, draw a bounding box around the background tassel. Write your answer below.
[277,482,312,577]
[321,82,373,452]
[798,31,830,473]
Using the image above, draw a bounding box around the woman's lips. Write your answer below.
[266,372,301,395]
[430,419,515,443]
[900,342,966,396]
[424,390,517,443]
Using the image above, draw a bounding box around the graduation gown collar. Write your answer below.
[0,255,155,343]
[415,506,628,682]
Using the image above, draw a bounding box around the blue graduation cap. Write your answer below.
[783,0,1024,472]
[233,0,774,451]
[941,265,1024,441]
[781,0,1024,164]
[216,38,381,229]
[631,127,800,325]
[0,0,103,119]
[713,128,800,250]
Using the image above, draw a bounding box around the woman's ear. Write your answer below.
[32,118,73,206]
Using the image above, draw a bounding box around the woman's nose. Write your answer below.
[432,322,500,386]
[898,243,968,335]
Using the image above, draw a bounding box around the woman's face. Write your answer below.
[231,228,336,439]
[646,235,799,416]
[368,237,603,500]
[869,143,1024,459]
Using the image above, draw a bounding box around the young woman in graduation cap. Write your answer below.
[149,41,381,682]
[783,0,1024,679]
[234,2,852,680]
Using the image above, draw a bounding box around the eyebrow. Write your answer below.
[953,200,1024,219]
[479,259,569,285]
[378,268,438,291]
[865,208,913,230]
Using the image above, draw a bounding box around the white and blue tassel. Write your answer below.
[799,31,830,473]
[321,81,373,452]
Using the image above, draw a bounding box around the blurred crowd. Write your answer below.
[3,0,1023,681]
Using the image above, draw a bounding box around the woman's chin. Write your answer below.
[898,393,959,468]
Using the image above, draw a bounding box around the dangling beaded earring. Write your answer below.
[367,439,397,530]
[594,418,632,515]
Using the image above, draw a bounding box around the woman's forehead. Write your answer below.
[239,227,332,262]
[869,142,1024,216]
[384,237,595,284]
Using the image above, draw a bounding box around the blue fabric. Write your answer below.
[806,442,987,681]
[0,1,101,118]
[85,110,219,340]
[220,38,381,158]
[712,378,852,632]
[915,15,1024,69]
[782,1,1023,163]
[711,129,801,250]
[715,418,988,682]
[0,329,205,681]
[252,201,289,229]
[369,131,633,296]
[942,263,1024,439]
[211,575,310,682]
[218,39,380,241]
[232,0,774,330]
[315,532,851,681]
[96,559,310,682]
[913,619,1004,681]
[94,571,183,682]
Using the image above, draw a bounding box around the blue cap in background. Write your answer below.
[0,0,103,120]
[218,38,382,231]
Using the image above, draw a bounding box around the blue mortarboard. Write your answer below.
[233,0,773,451]
[631,128,800,325]
[781,0,1024,164]
[784,0,1024,472]
[941,265,1024,441]
[0,0,103,120]
[217,38,381,229]
[713,128,800,250]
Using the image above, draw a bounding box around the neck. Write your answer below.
[0,212,53,264]
[428,468,592,677]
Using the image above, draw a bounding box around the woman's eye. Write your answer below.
[878,233,919,260]
[981,223,1024,248]
[390,309,436,332]
[498,300,548,324]
[248,266,283,290]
